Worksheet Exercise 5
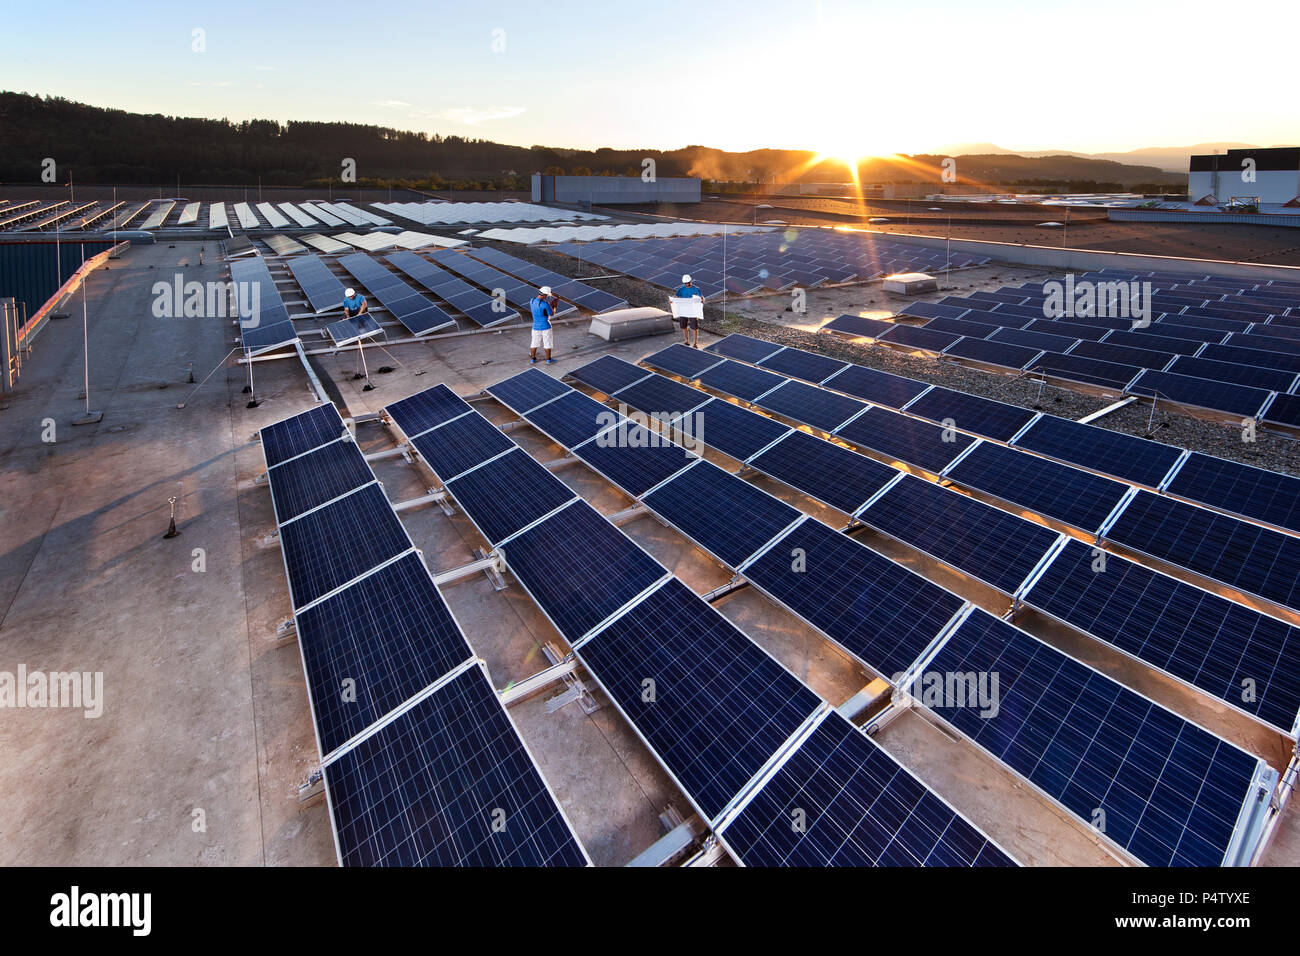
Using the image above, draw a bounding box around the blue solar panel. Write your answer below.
[1029,351,1142,390]
[324,665,588,866]
[944,442,1129,533]
[879,324,962,353]
[1166,355,1298,393]
[325,313,383,346]
[836,407,974,473]
[925,608,1267,867]
[261,404,346,468]
[670,398,790,463]
[279,484,412,610]
[942,336,1041,371]
[904,387,1036,442]
[1165,453,1300,535]
[572,423,697,497]
[1106,489,1300,616]
[719,711,1015,866]
[269,438,375,525]
[748,430,897,515]
[499,501,665,641]
[642,343,726,379]
[821,314,895,339]
[697,359,788,402]
[242,319,299,355]
[706,333,784,363]
[1024,539,1300,734]
[1264,393,1300,428]
[295,552,473,755]
[743,517,966,679]
[1012,415,1183,488]
[524,390,621,448]
[579,578,820,822]
[410,413,516,481]
[487,368,571,414]
[385,384,473,438]
[614,374,711,416]
[819,364,930,408]
[859,474,1059,594]
[1128,369,1272,419]
[568,355,650,396]
[642,460,801,567]
[755,379,868,433]
[446,449,577,546]
[757,347,848,384]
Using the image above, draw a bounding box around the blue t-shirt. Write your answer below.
[675,285,702,299]
[530,297,554,330]
[343,294,366,312]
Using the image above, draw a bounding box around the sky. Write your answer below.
[2,0,1296,157]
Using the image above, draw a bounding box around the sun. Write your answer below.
[810,145,891,183]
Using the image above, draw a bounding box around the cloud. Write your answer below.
[437,106,526,126]
[373,99,412,109]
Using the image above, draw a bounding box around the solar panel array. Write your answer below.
[551,228,989,301]
[862,267,1300,420]
[229,257,293,354]
[287,254,348,314]
[336,252,457,336]
[468,246,629,314]
[428,248,577,319]
[386,250,519,327]
[257,403,587,867]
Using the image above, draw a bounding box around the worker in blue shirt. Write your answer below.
[674,274,703,348]
[529,285,556,364]
[342,288,368,318]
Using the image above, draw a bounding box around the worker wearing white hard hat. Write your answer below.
[342,288,368,318]
[529,286,557,364]
[674,274,703,347]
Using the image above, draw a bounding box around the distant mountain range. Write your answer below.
[935,142,1271,173]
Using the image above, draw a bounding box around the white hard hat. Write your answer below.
[540,286,552,295]
[682,274,692,283]
[345,288,355,298]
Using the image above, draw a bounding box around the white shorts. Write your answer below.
[530,328,554,350]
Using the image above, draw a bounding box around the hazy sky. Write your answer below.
[3,0,1295,156]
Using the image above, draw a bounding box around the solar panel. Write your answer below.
[1100,329,1207,356]
[642,343,726,379]
[614,374,711,417]
[295,553,473,756]
[705,333,784,363]
[944,442,1129,533]
[410,413,517,481]
[819,364,931,408]
[385,384,473,438]
[943,337,1042,371]
[279,484,412,610]
[859,474,1059,594]
[743,517,966,679]
[1165,452,1300,535]
[1070,340,1177,370]
[325,313,383,346]
[568,355,650,396]
[579,578,820,822]
[757,347,848,384]
[498,501,666,641]
[821,314,895,339]
[573,423,697,497]
[1264,393,1300,428]
[642,460,802,568]
[324,665,588,866]
[1012,415,1183,488]
[261,404,346,468]
[671,398,790,463]
[445,448,577,546]
[903,387,1036,442]
[749,430,898,515]
[1029,351,1142,390]
[878,324,963,353]
[287,254,348,314]
[924,608,1270,867]
[1129,369,1273,419]
[268,438,375,525]
[836,406,974,473]
[524,390,621,448]
[1199,343,1300,375]
[242,319,299,356]
[1106,489,1300,617]
[487,368,571,414]
[1023,539,1300,734]
[755,379,868,433]
[1166,355,1298,393]
[697,359,788,402]
[719,710,1015,866]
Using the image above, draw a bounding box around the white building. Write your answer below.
[1189,147,1300,205]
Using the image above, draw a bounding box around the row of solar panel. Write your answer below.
[602,347,1300,737]
[468,245,629,314]
[522,363,1278,866]
[385,377,1012,866]
[256,401,588,867]
[230,257,296,355]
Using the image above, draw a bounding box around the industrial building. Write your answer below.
[1189,146,1300,205]
[532,173,701,205]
